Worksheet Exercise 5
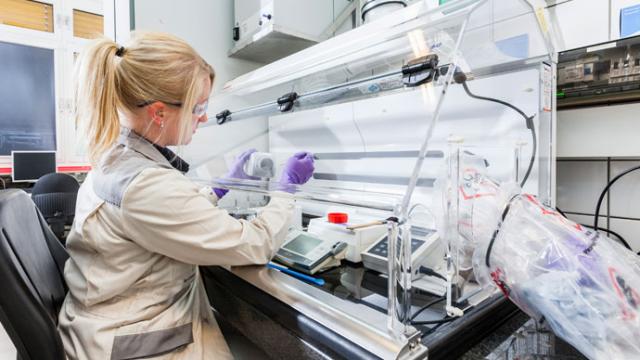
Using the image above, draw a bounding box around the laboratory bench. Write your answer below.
[201,263,523,360]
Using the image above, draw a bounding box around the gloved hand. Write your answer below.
[278,151,315,192]
[214,149,259,198]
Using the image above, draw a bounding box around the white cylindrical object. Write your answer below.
[361,0,407,24]
[243,152,275,178]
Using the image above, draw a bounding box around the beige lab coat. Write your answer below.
[58,128,293,359]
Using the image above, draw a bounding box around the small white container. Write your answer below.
[244,152,275,178]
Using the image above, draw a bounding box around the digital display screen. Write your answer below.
[283,234,323,256]
[12,151,56,182]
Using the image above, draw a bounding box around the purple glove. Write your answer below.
[213,149,259,198]
[278,151,315,192]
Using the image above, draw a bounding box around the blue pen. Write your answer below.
[267,262,325,286]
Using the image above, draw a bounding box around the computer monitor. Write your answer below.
[11,151,57,183]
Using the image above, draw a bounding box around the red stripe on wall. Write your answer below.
[57,166,92,172]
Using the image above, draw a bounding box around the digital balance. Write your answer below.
[274,230,347,275]
[361,226,443,277]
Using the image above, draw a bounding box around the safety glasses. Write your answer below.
[137,99,209,117]
[191,100,209,117]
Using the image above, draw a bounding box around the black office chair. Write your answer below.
[31,173,80,242]
[0,189,68,360]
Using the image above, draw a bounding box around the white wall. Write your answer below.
[133,0,268,176]
[556,103,640,252]
[557,104,640,158]
[134,0,262,93]
[548,0,610,50]
[549,0,640,51]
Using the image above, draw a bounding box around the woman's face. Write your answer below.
[162,75,212,146]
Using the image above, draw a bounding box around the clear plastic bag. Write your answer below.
[437,155,640,359]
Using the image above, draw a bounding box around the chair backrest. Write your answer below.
[0,189,68,360]
[31,173,80,241]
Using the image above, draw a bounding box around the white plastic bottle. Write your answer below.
[243,152,275,178]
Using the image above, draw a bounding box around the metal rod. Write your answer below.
[400,222,414,335]
[514,145,521,184]
[444,141,461,315]
[314,150,444,160]
[206,69,404,126]
[387,220,400,333]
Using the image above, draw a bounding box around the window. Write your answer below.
[0,0,107,169]
[0,41,56,155]
[0,0,54,33]
[73,9,103,39]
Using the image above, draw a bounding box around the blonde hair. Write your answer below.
[74,32,215,163]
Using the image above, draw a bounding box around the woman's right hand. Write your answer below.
[279,152,315,191]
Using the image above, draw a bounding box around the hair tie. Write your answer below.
[115,46,125,57]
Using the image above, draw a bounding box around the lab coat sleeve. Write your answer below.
[120,167,295,266]
[198,186,220,206]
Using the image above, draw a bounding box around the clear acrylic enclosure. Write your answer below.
[186,0,557,349]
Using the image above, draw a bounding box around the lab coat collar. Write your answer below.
[152,145,190,173]
[117,127,190,173]
[117,127,172,168]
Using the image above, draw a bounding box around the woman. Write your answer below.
[58,32,314,359]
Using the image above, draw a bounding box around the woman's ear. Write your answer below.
[146,102,165,127]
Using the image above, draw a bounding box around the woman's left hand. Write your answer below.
[225,149,260,181]
[213,149,260,199]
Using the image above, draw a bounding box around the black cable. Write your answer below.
[557,206,632,250]
[459,79,536,188]
[420,322,445,339]
[411,317,456,326]
[418,266,447,281]
[594,165,640,230]
[485,194,520,268]
[581,224,632,251]
[410,296,445,321]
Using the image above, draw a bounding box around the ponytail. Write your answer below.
[74,38,121,164]
[75,33,215,164]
